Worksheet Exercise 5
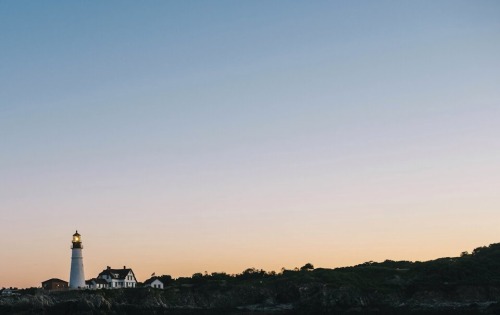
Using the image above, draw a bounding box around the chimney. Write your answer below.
[123,266,126,269]
[107,266,110,270]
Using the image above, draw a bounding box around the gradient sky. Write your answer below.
[1,1,500,288]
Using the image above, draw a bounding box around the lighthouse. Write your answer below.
[69,230,86,289]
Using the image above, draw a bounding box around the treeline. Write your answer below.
[153,263,315,285]
[149,243,500,291]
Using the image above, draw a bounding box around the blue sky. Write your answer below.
[1,1,500,287]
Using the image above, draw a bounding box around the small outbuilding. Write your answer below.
[42,278,68,290]
[144,277,164,289]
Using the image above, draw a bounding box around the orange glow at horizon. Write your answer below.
[1,209,498,289]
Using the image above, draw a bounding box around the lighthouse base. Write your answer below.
[69,248,85,289]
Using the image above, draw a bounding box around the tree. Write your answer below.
[300,263,314,271]
[158,274,173,284]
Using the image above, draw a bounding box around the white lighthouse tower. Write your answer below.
[69,230,86,289]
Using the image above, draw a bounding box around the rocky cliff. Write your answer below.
[2,283,499,314]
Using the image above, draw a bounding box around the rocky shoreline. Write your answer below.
[1,284,499,315]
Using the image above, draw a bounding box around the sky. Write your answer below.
[1,1,499,288]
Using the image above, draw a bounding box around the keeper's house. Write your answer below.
[97,266,137,288]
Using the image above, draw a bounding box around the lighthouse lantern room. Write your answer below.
[72,231,82,248]
[69,230,86,289]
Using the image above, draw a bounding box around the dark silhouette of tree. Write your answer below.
[158,274,173,285]
[300,263,314,271]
